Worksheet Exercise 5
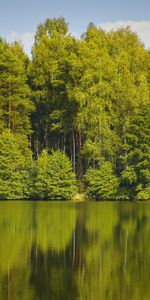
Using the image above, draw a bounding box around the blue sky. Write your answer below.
[1,0,150,55]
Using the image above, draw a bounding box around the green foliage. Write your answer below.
[136,186,150,200]
[0,19,150,199]
[0,39,34,134]
[29,17,75,153]
[81,139,102,168]
[85,162,119,200]
[35,150,77,200]
[119,105,150,199]
[0,131,33,199]
[29,19,150,199]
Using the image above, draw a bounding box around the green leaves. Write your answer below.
[0,39,34,134]
[119,105,150,198]
[0,20,150,199]
[0,131,33,199]
[35,150,77,200]
[85,162,119,200]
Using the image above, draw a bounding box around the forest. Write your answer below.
[0,17,150,200]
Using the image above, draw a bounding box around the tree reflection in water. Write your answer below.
[0,201,150,300]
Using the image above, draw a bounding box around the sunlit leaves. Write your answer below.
[35,150,77,199]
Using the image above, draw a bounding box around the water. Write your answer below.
[0,201,150,300]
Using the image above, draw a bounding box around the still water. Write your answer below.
[0,201,150,300]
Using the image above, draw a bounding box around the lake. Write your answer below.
[0,201,150,299]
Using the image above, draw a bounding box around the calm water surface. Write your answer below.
[0,201,150,300]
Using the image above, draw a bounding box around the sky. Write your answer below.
[1,0,150,55]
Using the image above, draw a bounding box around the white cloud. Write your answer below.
[98,20,150,49]
[7,31,34,57]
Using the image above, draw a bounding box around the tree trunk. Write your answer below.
[8,100,11,132]
[44,122,48,149]
[63,133,66,153]
[77,130,82,177]
[8,83,12,132]
[72,129,76,173]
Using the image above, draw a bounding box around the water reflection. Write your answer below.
[0,201,150,299]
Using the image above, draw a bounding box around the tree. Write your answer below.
[0,130,33,199]
[0,38,34,134]
[35,150,77,200]
[107,28,149,174]
[136,186,150,200]
[0,21,150,200]
[85,162,119,200]
[119,105,150,199]
[29,17,76,156]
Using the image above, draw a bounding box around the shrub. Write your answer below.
[35,150,77,200]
